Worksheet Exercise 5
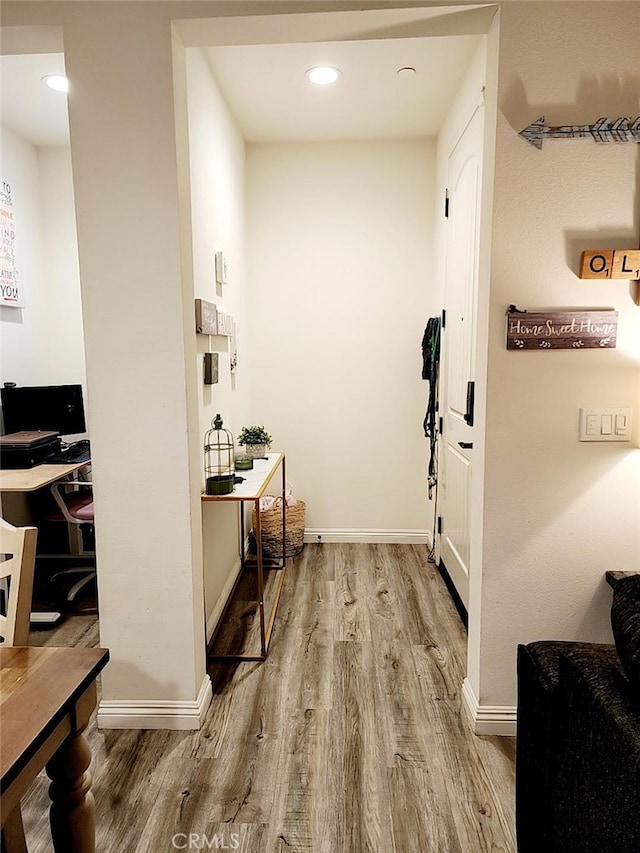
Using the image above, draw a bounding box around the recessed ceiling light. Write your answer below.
[305,66,341,85]
[397,67,416,79]
[42,75,69,93]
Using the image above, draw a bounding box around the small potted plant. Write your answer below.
[237,425,273,459]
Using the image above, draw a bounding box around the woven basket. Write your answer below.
[252,498,306,559]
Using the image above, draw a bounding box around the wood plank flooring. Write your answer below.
[22,543,515,852]
[208,564,285,658]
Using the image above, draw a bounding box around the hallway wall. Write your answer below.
[246,139,436,539]
[185,47,251,636]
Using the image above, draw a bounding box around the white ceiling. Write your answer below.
[0,34,481,148]
[1,53,70,147]
[205,35,481,142]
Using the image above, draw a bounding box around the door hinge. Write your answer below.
[444,189,449,218]
[437,516,443,535]
[439,416,444,436]
[441,308,446,329]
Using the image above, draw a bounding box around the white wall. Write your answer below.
[37,147,85,391]
[477,1,640,710]
[185,47,250,636]
[246,140,435,539]
[0,128,85,422]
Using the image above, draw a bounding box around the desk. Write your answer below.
[0,460,89,493]
[202,453,286,661]
[0,645,109,853]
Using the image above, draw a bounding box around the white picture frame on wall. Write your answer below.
[215,251,228,285]
[1,178,24,308]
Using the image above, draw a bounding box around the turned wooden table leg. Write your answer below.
[46,728,95,853]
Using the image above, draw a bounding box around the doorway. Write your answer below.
[178,7,497,637]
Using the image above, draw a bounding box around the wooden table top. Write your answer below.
[0,461,90,493]
[0,646,109,791]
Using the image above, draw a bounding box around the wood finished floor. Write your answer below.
[23,543,516,852]
[209,563,285,658]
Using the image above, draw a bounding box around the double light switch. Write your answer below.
[579,408,633,442]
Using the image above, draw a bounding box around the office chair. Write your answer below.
[48,480,96,603]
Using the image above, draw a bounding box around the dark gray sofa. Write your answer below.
[516,573,640,853]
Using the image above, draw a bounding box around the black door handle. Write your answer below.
[464,381,475,427]
[458,441,473,449]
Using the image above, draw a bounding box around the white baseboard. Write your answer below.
[304,528,430,545]
[205,554,244,643]
[97,673,212,730]
[461,677,517,737]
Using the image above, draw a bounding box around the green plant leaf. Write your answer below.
[237,425,273,447]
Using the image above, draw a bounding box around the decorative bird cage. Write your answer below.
[204,414,235,495]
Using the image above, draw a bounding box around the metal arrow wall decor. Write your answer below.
[520,116,640,149]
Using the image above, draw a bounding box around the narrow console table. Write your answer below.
[201,453,286,661]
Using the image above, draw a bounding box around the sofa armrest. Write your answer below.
[561,645,640,744]
[606,570,640,590]
[516,641,611,853]
[554,646,640,852]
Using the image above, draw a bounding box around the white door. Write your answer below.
[438,104,484,611]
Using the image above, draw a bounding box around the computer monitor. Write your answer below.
[0,384,87,437]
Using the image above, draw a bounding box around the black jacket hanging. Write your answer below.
[421,316,441,498]
[422,317,440,382]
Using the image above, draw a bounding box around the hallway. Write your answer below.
[24,544,515,852]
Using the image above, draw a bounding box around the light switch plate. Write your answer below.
[579,407,632,442]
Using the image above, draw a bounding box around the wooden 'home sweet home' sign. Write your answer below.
[506,310,618,350]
